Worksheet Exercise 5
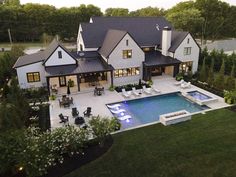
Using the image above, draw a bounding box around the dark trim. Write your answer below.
[76,74,80,91]
[168,32,189,53]
[103,32,127,58]
[46,69,114,78]
[105,31,144,58]
[43,45,78,65]
[14,60,44,69]
[58,76,67,87]
[44,64,77,68]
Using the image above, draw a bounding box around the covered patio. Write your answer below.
[45,55,114,95]
[143,51,181,81]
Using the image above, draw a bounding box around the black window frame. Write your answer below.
[26,72,41,83]
[58,51,62,58]
[122,50,132,59]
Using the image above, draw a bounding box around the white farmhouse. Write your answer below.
[14,17,200,94]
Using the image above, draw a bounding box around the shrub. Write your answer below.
[0,126,89,177]
[89,116,120,147]
[109,85,115,91]
[224,90,236,104]
[175,73,184,81]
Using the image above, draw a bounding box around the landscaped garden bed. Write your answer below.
[115,81,150,93]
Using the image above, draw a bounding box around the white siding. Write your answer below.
[174,34,200,73]
[44,46,76,67]
[16,62,46,89]
[108,33,145,85]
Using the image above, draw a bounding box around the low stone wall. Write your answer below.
[160,110,191,126]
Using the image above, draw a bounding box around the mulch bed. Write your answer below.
[227,105,236,112]
[11,136,113,177]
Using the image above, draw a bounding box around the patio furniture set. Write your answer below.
[174,79,191,89]
[59,95,73,108]
[59,107,92,126]
[122,85,161,98]
[94,87,105,96]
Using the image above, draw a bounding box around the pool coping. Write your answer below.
[107,91,212,133]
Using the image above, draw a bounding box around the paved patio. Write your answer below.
[49,75,229,129]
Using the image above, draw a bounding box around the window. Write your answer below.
[58,51,62,58]
[184,47,191,55]
[126,40,129,46]
[122,50,132,59]
[179,61,193,73]
[187,38,190,44]
[114,67,140,78]
[27,72,40,83]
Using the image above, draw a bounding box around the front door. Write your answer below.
[59,76,66,87]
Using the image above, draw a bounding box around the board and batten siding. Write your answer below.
[107,33,145,85]
[44,46,76,67]
[16,62,46,89]
[174,34,200,73]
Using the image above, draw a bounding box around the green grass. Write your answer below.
[65,109,236,177]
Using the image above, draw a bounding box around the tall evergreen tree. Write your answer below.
[225,62,236,91]
[214,59,225,90]
[207,58,215,86]
[199,57,207,82]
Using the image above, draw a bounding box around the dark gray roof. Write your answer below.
[72,51,100,58]
[45,56,114,77]
[13,51,45,68]
[99,29,127,58]
[14,39,76,68]
[144,51,181,66]
[81,17,172,48]
[168,31,189,52]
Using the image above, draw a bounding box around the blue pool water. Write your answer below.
[188,91,212,101]
[107,92,209,129]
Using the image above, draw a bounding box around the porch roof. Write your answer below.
[45,57,114,77]
[144,51,181,67]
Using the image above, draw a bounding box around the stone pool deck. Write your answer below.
[49,75,229,129]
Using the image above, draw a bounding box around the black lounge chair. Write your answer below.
[72,107,79,117]
[74,116,85,125]
[83,107,92,117]
[59,113,69,123]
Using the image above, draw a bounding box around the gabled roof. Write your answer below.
[81,16,172,48]
[14,39,77,68]
[99,29,127,58]
[168,31,189,52]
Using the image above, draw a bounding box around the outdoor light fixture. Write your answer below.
[126,119,130,123]
[18,166,24,171]
[121,112,125,116]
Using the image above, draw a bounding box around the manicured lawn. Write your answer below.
[65,108,236,177]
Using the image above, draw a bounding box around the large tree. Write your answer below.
[105,8,129,16]
[130,6,165,16]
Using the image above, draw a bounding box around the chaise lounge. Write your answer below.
[132,87,141,97]
[181,82,191,89]
[142,85,152,95]
[122,89,132,98]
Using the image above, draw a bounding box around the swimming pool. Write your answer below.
[187,91,212,101]
[107,92,209,130]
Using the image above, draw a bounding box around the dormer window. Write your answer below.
[58,51,62,58]
[126,40,129,46]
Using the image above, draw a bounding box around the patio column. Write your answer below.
[46,77,50,94]
[76,74,80,92]
[173,64,180,77]
[110,71,114,87]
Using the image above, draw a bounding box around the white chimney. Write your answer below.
[162,26,172,56]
